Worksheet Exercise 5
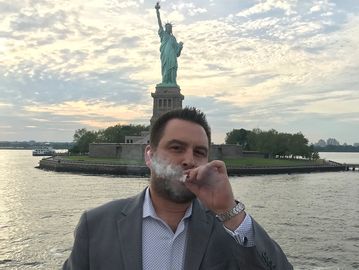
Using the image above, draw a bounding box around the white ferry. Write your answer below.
[32,145,56,156]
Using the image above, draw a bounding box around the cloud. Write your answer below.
[309,0,336,14]
[23,100,152,128]
[108,0,139,10]
[120,36,141,48]
[171,2,207,16]
[0,102,13,108]
[0,2,22,14]
[10,9,68,32]
[236,0,297,17]
[0,0,358,144]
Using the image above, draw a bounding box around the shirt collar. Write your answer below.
[143,187,193,220]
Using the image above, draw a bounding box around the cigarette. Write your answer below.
[178,174,187,182]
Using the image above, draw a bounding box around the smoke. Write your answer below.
[151,155,187,182]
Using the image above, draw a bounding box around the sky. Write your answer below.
[0,0,358,144]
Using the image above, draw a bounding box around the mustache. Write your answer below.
[151,156,187,182]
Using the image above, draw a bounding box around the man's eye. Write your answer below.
[195,150,206,157]
[170,145,182,151]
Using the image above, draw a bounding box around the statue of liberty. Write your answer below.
[155,2,183,87]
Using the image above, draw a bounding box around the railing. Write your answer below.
[342,164,359,171]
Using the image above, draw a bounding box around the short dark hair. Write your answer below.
[150,107,211,148]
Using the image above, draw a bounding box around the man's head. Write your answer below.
[150,107,211,149]
[165,23,172,34]
[145,107,211,203]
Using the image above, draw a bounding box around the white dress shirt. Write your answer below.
[142,188,254,270]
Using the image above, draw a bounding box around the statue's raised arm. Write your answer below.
[155,2,162,30]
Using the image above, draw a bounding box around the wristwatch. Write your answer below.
[216,201,245,222]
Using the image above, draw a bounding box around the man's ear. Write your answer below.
[144,145,153,168]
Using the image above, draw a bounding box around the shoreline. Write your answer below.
[37,156,347,176]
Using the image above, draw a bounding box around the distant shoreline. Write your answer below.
[0,147,32,149]
[0,147,67,150]
[37,156,347,176]
[1,147,359,153]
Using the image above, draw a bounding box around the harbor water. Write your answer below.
[0,150,358,269]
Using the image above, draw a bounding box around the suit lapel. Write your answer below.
[116,190,146,270]
[183,199,213,270]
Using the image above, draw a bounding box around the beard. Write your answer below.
[150,154,195,203]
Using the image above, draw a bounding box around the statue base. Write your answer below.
[156,82,180,88]
[150,85,184,126]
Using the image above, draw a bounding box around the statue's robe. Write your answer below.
[159,28,182,85]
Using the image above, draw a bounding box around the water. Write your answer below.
[319,152,359,164]
[0,150,358,269]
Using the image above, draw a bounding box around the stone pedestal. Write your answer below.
[150,85,184,126]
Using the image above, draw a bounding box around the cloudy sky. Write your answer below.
[1,0,358,144]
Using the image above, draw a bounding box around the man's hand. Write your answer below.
[184,160,235,213]
[184,160,245,230]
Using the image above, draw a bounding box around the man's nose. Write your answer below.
[181,150,195,169]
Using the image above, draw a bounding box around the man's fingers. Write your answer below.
[193,161,226,180]
[185,160,227,185]
[207,160,227,174]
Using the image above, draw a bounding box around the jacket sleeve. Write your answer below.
[235,218,293,270]
[63,212,90,270]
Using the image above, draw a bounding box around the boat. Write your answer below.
[32,145,56,156]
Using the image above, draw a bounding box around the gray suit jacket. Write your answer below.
[63,189,293,270]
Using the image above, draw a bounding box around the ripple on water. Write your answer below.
[251,204,265,209]
[320,244,344,252]
[40,215,52,219]
[345,237,359,241]
[300,236,315,241]
[0,259,13,265]
[22,261,43,266]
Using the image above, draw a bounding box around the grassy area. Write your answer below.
[223,157,325,167]
[63,155,144,165]
[62,155,325,167]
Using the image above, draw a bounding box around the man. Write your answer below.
[63,107,293,270]
[155,2,183,86]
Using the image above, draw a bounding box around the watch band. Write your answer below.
[216,201,245,222]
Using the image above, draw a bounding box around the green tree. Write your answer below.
[70,128,98,154]
[98,124,149,143]
[288,133,307,158]
[225,127,314,159]
[260,129,278,155]
[275,133,290,158]
[246,128,261,151]
[311,151,320,160]
[73,128,87,142]
[70,124,149,154]
[225,128,249,148]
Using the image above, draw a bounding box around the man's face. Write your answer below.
[148,119,209,203]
